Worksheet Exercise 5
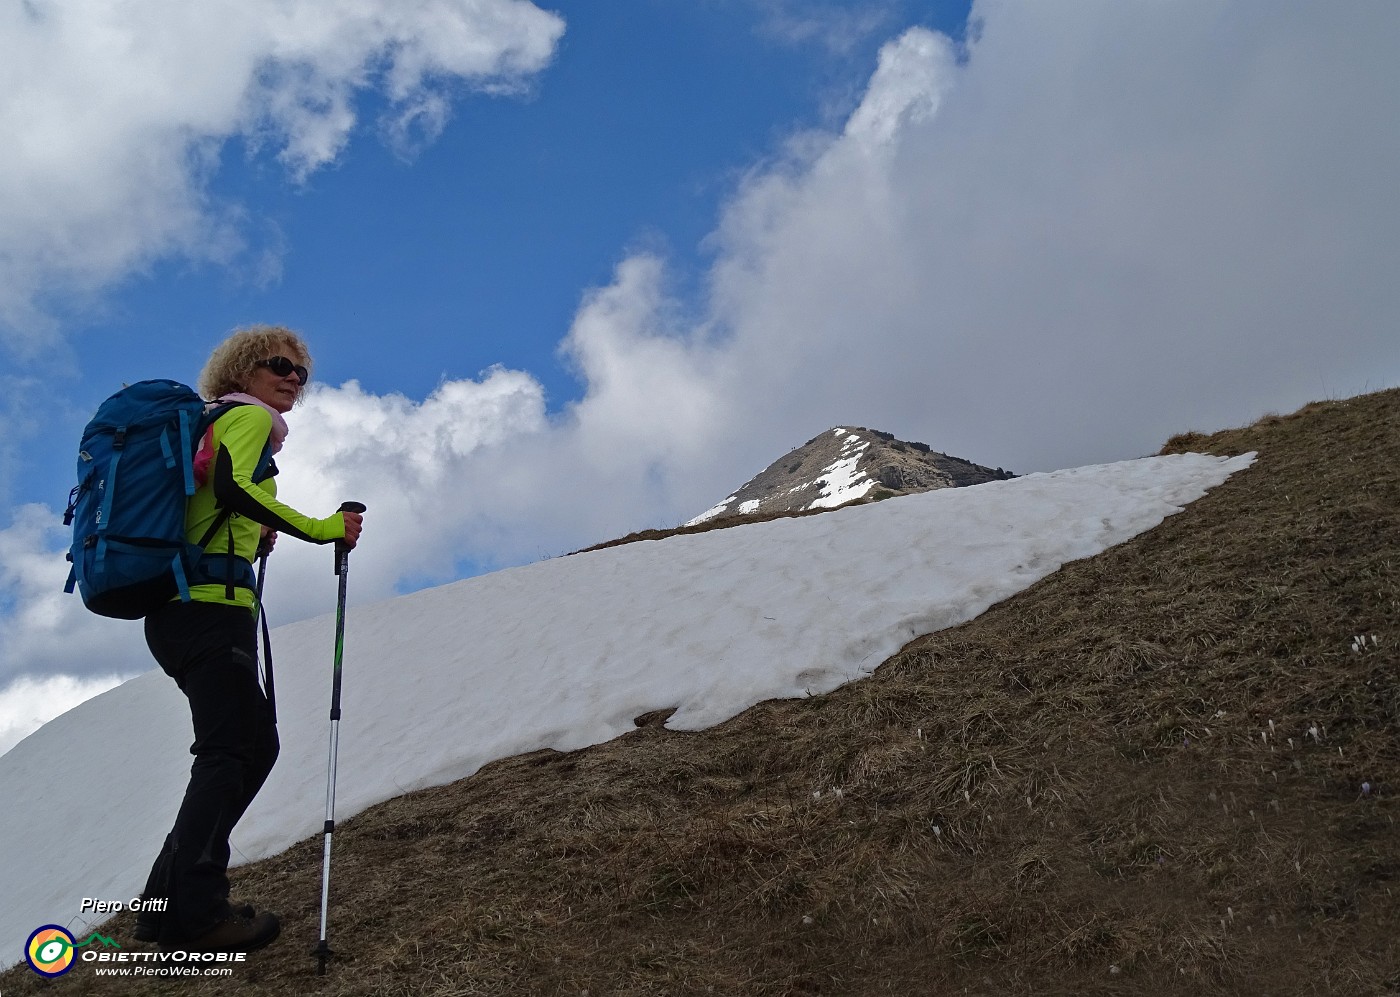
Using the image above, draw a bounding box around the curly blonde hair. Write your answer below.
[198,325,314,404]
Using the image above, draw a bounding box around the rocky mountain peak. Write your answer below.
[687,427,1015,526]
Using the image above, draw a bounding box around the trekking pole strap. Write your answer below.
[256,551,276,724]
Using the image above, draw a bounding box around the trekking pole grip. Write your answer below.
[334,502,366,574]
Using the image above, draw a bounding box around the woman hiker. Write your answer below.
[135,325,365,952]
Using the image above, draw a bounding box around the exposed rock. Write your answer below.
[687,427,1015,525]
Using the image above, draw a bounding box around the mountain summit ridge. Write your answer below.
[687,425,1015,525]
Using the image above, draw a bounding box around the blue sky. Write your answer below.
[18,0,971,509]
[2,0,1398,749]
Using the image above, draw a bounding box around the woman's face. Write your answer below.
[243,345,307,414]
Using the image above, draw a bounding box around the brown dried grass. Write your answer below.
[8,388,1398,996]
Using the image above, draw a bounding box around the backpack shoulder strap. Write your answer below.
[191,401,277,600]
[199,400,277,485]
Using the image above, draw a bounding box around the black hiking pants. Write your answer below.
[140,601,279,943]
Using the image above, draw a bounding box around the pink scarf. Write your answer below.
[213,393,289,454]
[192,393,289,487]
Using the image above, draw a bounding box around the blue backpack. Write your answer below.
[63,379,272,619]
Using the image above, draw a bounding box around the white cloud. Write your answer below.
[561,256,733,476]
[664,1,1400,476]
[762,5,896,55]
[843,26,953,145]
[0,673,126,759]
[264,367,552,606]
[0,504,147,694]
[258,324,731,617]
[0,0,564,349]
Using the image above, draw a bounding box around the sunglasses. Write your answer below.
[256,356,309,386]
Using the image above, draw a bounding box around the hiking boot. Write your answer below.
[133,897,162,943]
[134,900,255,943]
[174,911,280,953]
[133,913,159,943]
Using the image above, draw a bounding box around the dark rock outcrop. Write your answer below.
[688,427,1015,525]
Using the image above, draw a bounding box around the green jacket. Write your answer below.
[186,405,347,609]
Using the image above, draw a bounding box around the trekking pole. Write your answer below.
[255,543,276,723]
[315,501,366,976]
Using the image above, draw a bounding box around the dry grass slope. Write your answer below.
[8,389,1398,996]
